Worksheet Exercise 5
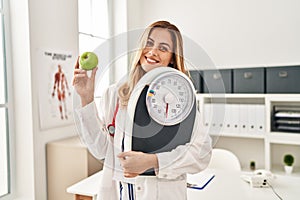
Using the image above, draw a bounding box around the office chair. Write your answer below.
[207,148,241,171]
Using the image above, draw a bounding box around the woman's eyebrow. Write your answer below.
[147,37,154,42]
[148,37,171,49]
[160,42,171,49]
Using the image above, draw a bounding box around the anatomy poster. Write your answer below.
[37,49,75,130]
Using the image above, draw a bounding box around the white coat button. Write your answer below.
[137,186,141,190]
[163,174,167,178]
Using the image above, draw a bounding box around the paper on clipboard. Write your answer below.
[187,172,215,190]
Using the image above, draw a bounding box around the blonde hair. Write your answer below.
[118,21,187,107]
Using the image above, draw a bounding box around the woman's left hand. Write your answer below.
[118,151,158,178]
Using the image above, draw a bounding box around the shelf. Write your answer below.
[210,132,265,139]
[271,165,300,177]
[266,94,300,102]
[267,132,300,145]
[211,131,300,144]
[197,93,300,99]
[198,93,300,177]
[197,93,266,98]
[198,93,265,104]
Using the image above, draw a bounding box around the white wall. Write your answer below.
[28,0,79,199]
[127,0,300,68]
[9,0,78,199]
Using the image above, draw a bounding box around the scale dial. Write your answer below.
[146,70,195,126]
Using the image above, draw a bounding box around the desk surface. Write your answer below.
[67,169,300,200]
[67,171,103,198]
[188,169,300,200]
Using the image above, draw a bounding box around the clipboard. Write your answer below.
[187,172,215,190]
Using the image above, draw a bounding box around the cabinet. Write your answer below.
[47,136,103,200]
[197,93,300,176]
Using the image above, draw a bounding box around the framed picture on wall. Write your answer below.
[37,49,75,130]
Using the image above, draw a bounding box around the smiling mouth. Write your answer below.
[146,57,159,64]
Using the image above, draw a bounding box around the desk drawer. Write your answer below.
[75,194,93,200]
[203,69,232,93]
[266,66,300,93]
[233,68,265,93]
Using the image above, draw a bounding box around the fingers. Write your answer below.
[72,72,85,85]
[75,56,79,69]
[72,73,76,85]
[124,172,139,178]
[91,67,98,81]
[118,152,132,169]
[73,64,87,78]
[118,152,144,177]
[73,56,84,81]
[117,151,134,160]
[72,75,77,86]
[117,151,129,158]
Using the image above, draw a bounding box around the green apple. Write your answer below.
[79,52,98,70]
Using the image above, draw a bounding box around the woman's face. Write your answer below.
[140,28,174,72]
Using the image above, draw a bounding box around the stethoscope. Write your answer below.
[107,101,119,137]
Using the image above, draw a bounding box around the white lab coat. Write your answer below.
[75,83,212,200]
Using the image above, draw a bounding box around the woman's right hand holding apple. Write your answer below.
[72,57,98,107]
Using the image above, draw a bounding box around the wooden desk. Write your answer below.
[67,169,300,200]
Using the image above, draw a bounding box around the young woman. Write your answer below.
[73,20,212,200]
